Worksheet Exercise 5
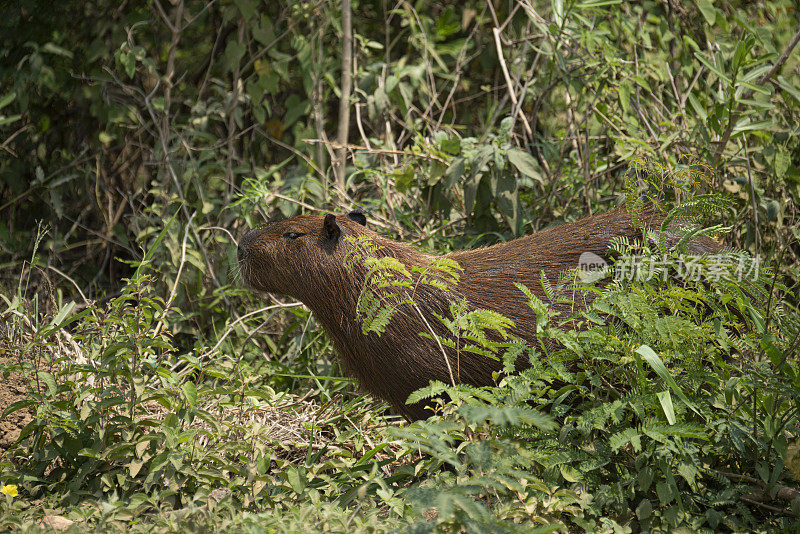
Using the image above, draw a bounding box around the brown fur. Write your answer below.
[238,205,718,420]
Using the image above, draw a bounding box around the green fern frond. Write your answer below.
[644,422,708,440]
[414,256,463,291]
[405,380,449,404]
[609,427,642,452]
[459,405,557,430]
[539,270,554,301]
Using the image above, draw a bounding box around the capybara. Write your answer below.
[238,205,718,420]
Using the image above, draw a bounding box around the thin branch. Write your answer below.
[225,20,246,189]
[492,27,533,136]
[46,266,90,306]
[305,138,448,164]
[153,0,176,33]
[713,27,800,166]
[196,302,304,364]
[334,0,353,193]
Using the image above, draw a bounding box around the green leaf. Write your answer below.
[136,210,178,277]
[129,457,144,478]
[252,16,276,45]
[778,75,800,104]
[38,371,57,396]
[732,34,755,73]
[234,0,256,19]
[696,0,717,25]
[635,345,701,417]
[560,464,582,482]
[441,137,460,155]
[656,390,676,425]
[774,148,790,178]
[121,51,135,78]
[2,399,38,418]
[618,81,631,113]
[732,119,774,134]
[152,97,168,112]
[182,382,197,408]
[610,427,641,452]
[493,172,519,231]
[0,92,16,111]
[406,381,448,404]
[687,93,707,121]
[225,41,246,72]
[354,443,390,466]
[459,405,557,430]
[42,42,74,58]
[0,114,20,127]
[50,301,77,330]
[507,148,543,183]
[656,481,674,506]
[694,52,732,85]
[286,467,307,494]
[283,94,309,128]
[636,499,653,520]
[135,439,149,458]
[444,157,466,188]
[463,170,481,213]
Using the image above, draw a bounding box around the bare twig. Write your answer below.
[492,27,533,136]
[46,266,90,307]
[196,302,304,363]
[434,6,486,130]
[225,20,245,190]
[157,211,197,338]
[334,0,353,192]
[155,0,183,155]
[712,27,800,166]
[0,151,91,214]
[259,129,324,178]
[717,470,800,502]
[354,102,371,149]
[312,27,331,172]
[305,138,448,164]
[0,124,32,157]
[743,142,760,251]
[411,301,456,387]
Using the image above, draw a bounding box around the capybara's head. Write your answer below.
[237,210,369,299]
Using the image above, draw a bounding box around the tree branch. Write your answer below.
[712,27,800,166]
[225,20,246,191]
[334,0,353,194]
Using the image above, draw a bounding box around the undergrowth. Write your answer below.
[2,198,799,532]
[1,1,799,530]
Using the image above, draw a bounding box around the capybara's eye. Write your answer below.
[282,231,306,239]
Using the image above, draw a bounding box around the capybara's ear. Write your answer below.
[323,214,341,242]
[347,209,367,226]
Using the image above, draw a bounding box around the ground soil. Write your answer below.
[0,356,33,452]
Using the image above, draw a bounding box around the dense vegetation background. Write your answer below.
[1,0,799,531]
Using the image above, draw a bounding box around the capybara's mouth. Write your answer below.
[236,230,257,288]
[237,259,252,287]
[237,256,266,291]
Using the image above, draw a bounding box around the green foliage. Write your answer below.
[383,233,800,531]
[0,262,411,528]
[426,119,545,235]
[1,0,799,530]
[345,235,465,336]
